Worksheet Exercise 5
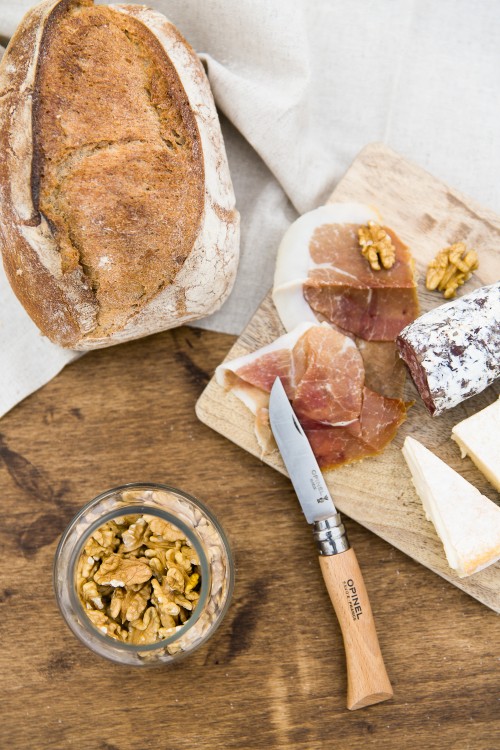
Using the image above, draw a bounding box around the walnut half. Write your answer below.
[358,221,396,271]
[426,242,479,299]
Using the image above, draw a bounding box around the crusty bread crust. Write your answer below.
[0,0,239,349]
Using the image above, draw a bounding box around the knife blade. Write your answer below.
[269,377,393,710]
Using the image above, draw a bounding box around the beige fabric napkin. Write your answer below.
[1,0,500,418]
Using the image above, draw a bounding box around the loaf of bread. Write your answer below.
[0,0,239,349]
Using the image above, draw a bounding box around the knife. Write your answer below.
[269,377,393,710]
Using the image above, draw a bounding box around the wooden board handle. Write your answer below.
[319,548,393,710]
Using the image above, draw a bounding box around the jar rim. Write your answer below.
[54,482,233,655]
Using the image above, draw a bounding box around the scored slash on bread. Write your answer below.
[0,0,239,349]
[402,436,500,578]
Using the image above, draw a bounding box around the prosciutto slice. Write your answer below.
[289,325,364,425]
[273,203,419,341]
[303,388,407,468]
[216,323,408,470]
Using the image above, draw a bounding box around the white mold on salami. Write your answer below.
[397,282,500,415]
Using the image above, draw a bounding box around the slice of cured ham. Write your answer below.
[216,323,408,470]
[273,203,419,341]
[287,324,365,426]
[303,388,407,468]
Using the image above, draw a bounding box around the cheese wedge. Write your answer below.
[451,397,500,492]
[402,436,500,577]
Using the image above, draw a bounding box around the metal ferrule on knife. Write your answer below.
[313,514,350,556]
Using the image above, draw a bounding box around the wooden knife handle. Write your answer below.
[319,547,393,710]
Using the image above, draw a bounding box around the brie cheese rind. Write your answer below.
[451,397,500,492]
[402,436,500,577]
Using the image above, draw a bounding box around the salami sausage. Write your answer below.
[396,282,500,415]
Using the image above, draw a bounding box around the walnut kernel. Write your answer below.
[76,514,202,644]
[426,242,479,298]
[358,221,396,270]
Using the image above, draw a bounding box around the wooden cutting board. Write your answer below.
[196,143,500,612]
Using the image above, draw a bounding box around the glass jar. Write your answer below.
[54,483,234,666]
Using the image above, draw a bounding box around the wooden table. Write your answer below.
[1,326,499,750]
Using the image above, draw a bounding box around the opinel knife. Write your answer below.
[268,377,393,710]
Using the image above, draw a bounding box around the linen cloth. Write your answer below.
[1,0,500,417]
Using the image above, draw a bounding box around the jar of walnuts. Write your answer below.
[54,483,234,665]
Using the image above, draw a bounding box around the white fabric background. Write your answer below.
[1,0,500,417]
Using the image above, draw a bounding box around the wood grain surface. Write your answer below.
[196,143,500,612]
[0,324,499,749]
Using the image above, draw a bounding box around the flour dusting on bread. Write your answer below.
[0,0,239,349]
